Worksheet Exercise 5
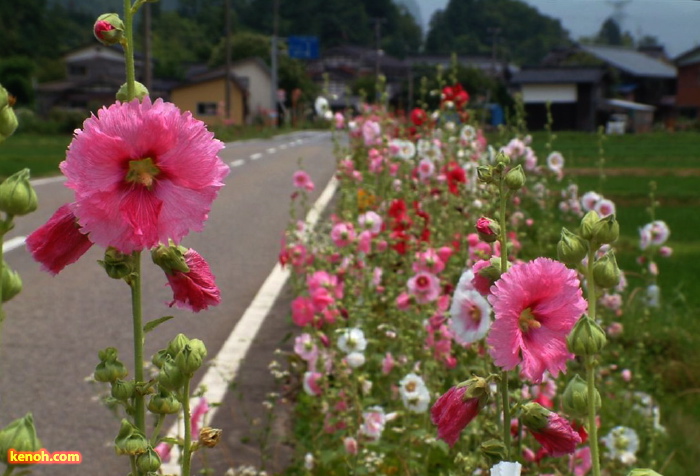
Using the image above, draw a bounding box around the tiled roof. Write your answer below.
[579,44,676,78]
[511,67,604,84]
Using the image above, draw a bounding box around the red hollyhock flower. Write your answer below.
[522,403,582,457]
[431,378,488,447]
[410,108,428,126]
[26,204,93,275]
[444,161,467,195]
[165,249,221,312]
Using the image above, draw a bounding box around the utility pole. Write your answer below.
[371,17,387,101]
[270,0,280,127]
[224,0,232,120]
[143,3,152,92]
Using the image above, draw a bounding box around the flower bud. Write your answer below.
[116,81,150,102]
[175,340,207,376]
[0,413,42,465]
[111,379,135,401]
[0,85,8,110]
[199,427,223,448]
[580,210,600,241]
[152,349,169,368]
[562,374,600,418]
[557,228,588,265]
[99,247,137,280]
[136,447,161,472]
[157,356,184,391]
[567,316,607,356]
[166,333,191,357]
[521,402,551,430]
[0,105,18,142]
[591,214,620,244]
[592,250,621,288]
[94,13,124,46]
[480,438,506,460]
[94,347,128,383]
[152,243,190,275]
[496,151,510,166]
[627,470,663,476]
[114,419,149,456]
[504,164,526,190]
[476,165,493,184]
[476,217,500,243]
[1,262,22,302]
[0,169,38,216]
[148,389,182,415]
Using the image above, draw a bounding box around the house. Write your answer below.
[674,45,700,118]
[407,55,519,80]
[36,44,168,115]
[169,69,247,126]
[510,67,605,131]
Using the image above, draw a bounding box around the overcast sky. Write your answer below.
[419,0,700,57]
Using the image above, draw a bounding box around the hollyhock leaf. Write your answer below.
[143,315,175,334]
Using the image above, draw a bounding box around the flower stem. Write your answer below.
[2,464,15,476]
[585,245,601,476]
[500,370,511,459]
[123,0,136,100]
[130,251,145,433]
[150,414,165,446]
[182,379,193,476]
[498,176,511,458]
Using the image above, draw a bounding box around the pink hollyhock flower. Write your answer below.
[450,281,492,345]
[164,248,221,312]
[334,112,345,129]
[430,378,487,447]
[291,296,316,326]
[471,259,495,296]
[358,211,382,235]
[381,352,395,375]
[396,292,411,310]
[154,442,172,463]
[413,248,445,275]
[190,398,210,436]
[303,371,323,396]
[307,270,343,299]
[417,158,435,180]
[60,98,228,253]
[362,120,381,146]
[486,258,586,383]
[522,403,581,457]
[357,230,372,254]
[407,272,440,304]
[330,222,355,247]
[292,170,315,192]
[359,406,386,441]
[343,436,358,455]
[594,198,616,217]
[294,333,319,365]
[570,446,592,476]
[26,204,94,275]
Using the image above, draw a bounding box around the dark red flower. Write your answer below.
[165,249,221,312]
[444,161,467,195]
[410,108,428,126]
[431,378,487,447]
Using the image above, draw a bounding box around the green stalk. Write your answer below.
[182,379,193,476]
[150,414,166,446]
[585,246,601,476]
[498,177,511,459]
[130,251,145,434]
[2,464,15,476]
[123,0,136,100]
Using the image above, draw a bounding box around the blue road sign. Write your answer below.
[288,36,319,59]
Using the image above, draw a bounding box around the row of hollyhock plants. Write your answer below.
[276,90,669,476]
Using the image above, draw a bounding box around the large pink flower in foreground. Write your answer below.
[486,258,586,383]
[61,98,229,253]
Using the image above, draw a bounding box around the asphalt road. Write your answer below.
[0,130,338,475]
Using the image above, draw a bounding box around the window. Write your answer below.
[196,102,218,116]
[68,65,87,77]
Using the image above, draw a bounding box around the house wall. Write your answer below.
[170,78,244,126]
[522,84,577,103]
[232,61,272,117]
[676,63,700,109]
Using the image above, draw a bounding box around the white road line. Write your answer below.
[160,175,339,474]
[266,147,276,154]
[279,144,288,150]
[230,159,245,168]
[30,176,66,186]
[250,153,262,161]
[3,236,26,253]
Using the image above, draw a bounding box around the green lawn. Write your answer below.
[0,134,70,178]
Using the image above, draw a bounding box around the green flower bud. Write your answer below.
[457,376,490,406]
[94,347,128,383]
[476,165,494,184]
[580,210,600,241]
[114,419,148,456]
[116,81,150,102]
[562,374,600,418]
[0,106,18,142]
[591,213,620,245]
[175,340,207,376]
[592,250,621,288]
[627,470,663,476]
[152,349,169,369]
[167,333,191,357]
[94,13,124,46]
[496,151,511,166]
[0,413,42,465]
[557,228,588,265]
[136,447,161,472]
[0,169,38,216]
[99,247,137,280]
[148,389,182,415]
[567,316,607,356]
[0,85,8,110]
[158,356,184,391]
[151,244,189,276]
[111,379,135,401]
[2,262,22,303]
[504,164,526,190]
[480,438,506,460]
[520,402,551,431]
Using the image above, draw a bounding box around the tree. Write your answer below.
[596,18,622,45]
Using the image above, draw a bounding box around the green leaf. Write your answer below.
[143,315,174,334]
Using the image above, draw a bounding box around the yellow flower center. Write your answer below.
[518,307,541,333]
[405,381,417,392]
[126,157,160,189]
